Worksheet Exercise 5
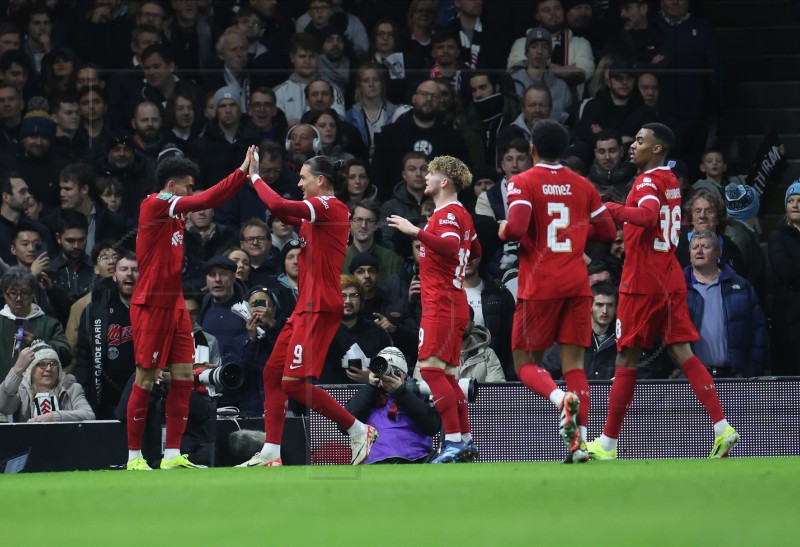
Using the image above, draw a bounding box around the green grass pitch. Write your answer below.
[4,458,797,546]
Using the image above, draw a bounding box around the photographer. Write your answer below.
[345,348,441,464]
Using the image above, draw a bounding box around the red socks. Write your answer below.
[603,366,637,439]
[681,355,725,423]
[263,366,287,445]
[517,364,558,399]
[446,374,470,435]
[281,379,355,430]
[563,368,590,428]
[420,367,460,435]
[164,379,193,449]
[126,383,150,450]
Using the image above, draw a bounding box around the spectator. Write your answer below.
[767,181,800,375]
[502,83,554,144]
[203,29,252,111]
[222,246,252,286]
[587,130,636,197]
[475,137,532,221]
[306,108,354,162]
[693,149,742,202]
[462,255,515,379]
[444,0,507,70]
[345,347,441,464]
[164,90,201,149]
[675,188,745,273]
[198,255,248,363]
[64,239,118,358]
[296,0,369,60]
[428,29,466,96]
[458,305,506,383]
[141,44,203,115]
[0,267,71,380]
[0,23,20,56]
[337,158,378,207]
[464,71,521,167]
[344,200,403,281]
[0,84,23,151]
[130,101,165,161]
[319,274,392,384]
[185,207,238,262]
[269,214,298,253]
[75,251,138,419]
[300,79,366,160]
[402,0,437,71]
[685,230,766,378]
[317,28,354,92]
[94,129,155,221]
[722,183,766,304]
[96,175,134,229]
[48,209,93,303]
[23,5,57,77]
[41,47,78,102]
[78,85,111,154]
[349,252,387,320]
[604,0,672,68]
[274,33,327,126]
[240,218,280,286]
[284,122,322,172]
[368,20,412,105]
[576,59,656,149]
[371,79,469,200]
[270,237,301,317]
[49,94,89,165]
[247,87,288,143]
[509,28,572,124]
[345,62,398,159]
[379,151,429,253]
[163,0,213,74]
[225,285,283,417]
[542,281,619,380]
[0,174,52,266]
[0,340,94,422]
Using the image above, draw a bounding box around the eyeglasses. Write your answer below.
[35,360,59,370]
[242,236,268,244]
[350,217,377,226]
[342,292,361,301]
[5,289,32,299]
[415,91,441,100]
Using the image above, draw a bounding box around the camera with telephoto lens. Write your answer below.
[368,355,401,376]
[193,363,244,398]
[368,347,407,377]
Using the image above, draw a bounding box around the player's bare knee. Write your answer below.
[134,367,158,390]
[667,343,692,366]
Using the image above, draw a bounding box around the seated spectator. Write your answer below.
[300,78,368,161]
[0,340,94,422]
[198,256,248,364]
[305,108,354,162]
[248,87,288,142]
[684,231,766,378]
[319,275,392,385]
[269,238,301,317]
[344,200,402,283]
[723,183,766,304]
[337,159,378,207]
[508,27,571,123]
[221,286,283,418]
[604,0,672,68]
[675,188,745,273]
[0,173,52,266]
[269,214,298,253]
[223,247,252,287]
[499,83,554,146]
[542,281,619,380]
[428,29,467,97]
[349,252,386,319]
[402,0,437,72]
[274,33,326,126]
[185,207,238,263]
[74,251,138,419]
[346,63,399,161]
[96,175,135,230]
[692,149,747,202]
[94,129,154,221]
[240,218,280,286]
[463,71,521,167]
[587,130,636,197]
[345,347,441,463]
[766,181,800,376]
[460,164,497,215]
[379,151,429,254]
[458,307,506,382]
[48,210,93,304]
[367,20,413,106]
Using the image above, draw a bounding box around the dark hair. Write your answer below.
[591,281,617,300]
[532,119,569,160]
[469,70,501,90]
[251,86,276,103]
[259,139,284,162]
[432,28,460,47]
[523,83,552,106]
[641,122,675,156]
[50,93,80,114]
[155,157,201,191]
[304,155,343,190]
[131,24,161,44]
[594,129,622,148]
[77,85,106,103]
[12,220,43,241]
[587,259,611,276]
[91,238,118,265]
[401,151,428,169]
[290,32,320,55]
[115,249,137,265]
[351,198,380,219]
[501,137,531,157]
[303,78,332,100]
[141,43,174,65]
[163,90,197,131]
[304,108,346,147]
[56,209,88,235]
[0,49,30,73]
[60,162,95,192]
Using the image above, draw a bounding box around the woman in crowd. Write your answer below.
[0,341,95,422]
[345,62,398,159]
[307,108,354,162]
[337,158,378,207]
[223,247,253,288]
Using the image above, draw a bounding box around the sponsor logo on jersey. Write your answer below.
[542,184,572,196]
[171,230,183,246]
[438,218,460,227]
[636,181,658,192]
[507,181,521,196]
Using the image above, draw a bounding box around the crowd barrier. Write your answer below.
[1,379,797,472]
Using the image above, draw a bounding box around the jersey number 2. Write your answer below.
[547,203,572,252]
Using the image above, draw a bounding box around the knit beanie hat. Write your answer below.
[724,183,760,221]
[785,180,800,207]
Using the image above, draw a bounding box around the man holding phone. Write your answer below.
[318,275,392,385]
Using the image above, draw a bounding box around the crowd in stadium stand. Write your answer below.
[0,0,797,432]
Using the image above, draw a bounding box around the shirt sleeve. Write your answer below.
[252,176,315,220]
[171,169,246,216]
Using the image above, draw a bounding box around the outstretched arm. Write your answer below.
[386,215,460,257]
[588,207,616,242]
[172,146,254,215]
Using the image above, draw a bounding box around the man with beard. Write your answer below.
[0,110,67,209]
[318,29,352,92]
[0,84,23,151]
[47,210,93,304]
[576,59,656,149]
[463,71,520,167]
[318,275,391,385]
[372,80,469,201]
[587,130,636,195]
[0,174,52,265]
[130,101,165,161]
[75,251,139,419]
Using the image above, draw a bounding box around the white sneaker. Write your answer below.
[235,452,283,467]
[350,425,379,465]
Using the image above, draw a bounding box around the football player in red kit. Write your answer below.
[237,153,378,467]
[126,147,254,470]
[388,156,481,463]
[587,123,739,460]
[499,119,616,463]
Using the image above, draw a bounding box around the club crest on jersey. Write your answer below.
[507,181,521,196]
[171,230,183,246]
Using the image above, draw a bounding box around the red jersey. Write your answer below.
[132,169,245,308]
[507,163,606,300]
[619,166,684,295]
[296,195,350,313]
[419,201,477,315]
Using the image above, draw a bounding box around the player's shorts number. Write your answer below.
[292,344,303,364]
[418,327,424,349]
[654,205,681,251]
[547,202,572,252]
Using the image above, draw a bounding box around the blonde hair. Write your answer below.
[428,155,472,192]
[340,274,365,296]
